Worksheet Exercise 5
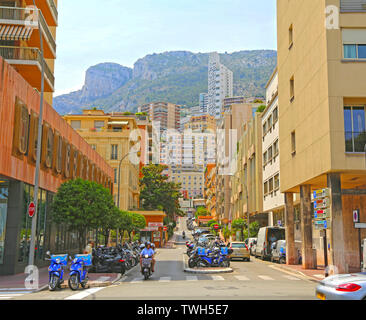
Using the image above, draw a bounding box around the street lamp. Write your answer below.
[28,3,44,266]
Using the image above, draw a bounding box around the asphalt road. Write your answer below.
[11,218,317,300]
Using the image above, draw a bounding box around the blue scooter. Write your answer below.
[46,251,68,291]
[68,254,91,290]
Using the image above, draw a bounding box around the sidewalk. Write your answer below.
[0,266,120,291]
[270,263,326,282]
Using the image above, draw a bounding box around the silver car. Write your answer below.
[316,272,366,300]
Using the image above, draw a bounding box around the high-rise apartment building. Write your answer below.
[0,0,58,106]
[139,102,181,133]
[277,0,366,273]
[207,52,233,119]
[199,93,208,113]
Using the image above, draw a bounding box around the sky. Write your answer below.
[54,0,277,96]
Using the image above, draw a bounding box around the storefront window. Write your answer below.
[18,184,33,263]
[0,179,9,264]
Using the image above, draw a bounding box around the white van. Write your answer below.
[255,226,286,260]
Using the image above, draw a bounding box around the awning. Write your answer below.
[108,121,129,125]
[0,25,34,41]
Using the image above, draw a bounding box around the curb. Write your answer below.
[184,267,233,274]
[268,264,322,283]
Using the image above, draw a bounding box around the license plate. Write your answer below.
[316,292,325,300]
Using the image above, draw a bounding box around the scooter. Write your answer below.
[68,254,91,290]
[141,254,153,280]
[45,251,68,291]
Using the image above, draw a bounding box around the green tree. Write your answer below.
[51,178,115,252]
[232,218,247,242]
[256,105,266,113]
[222,226,231,242]
[140,164,183,218]
[210,222,221,236]
[195,206,209,219]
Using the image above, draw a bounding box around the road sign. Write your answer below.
[213,224,220,230]
[314,219,330,230]
[355,223,366,229]
[314,198,330,210]
[314,209,330,219]
[163,226,168,231]
[312,188,330,200]
[28,202,35,218]
[353,210,360,223]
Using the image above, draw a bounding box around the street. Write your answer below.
[7,218,317,300]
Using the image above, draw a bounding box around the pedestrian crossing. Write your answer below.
[0,289,33,299]
[123,273,303,283]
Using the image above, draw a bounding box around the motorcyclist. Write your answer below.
[140,242,155,273]
[182,231,186,238]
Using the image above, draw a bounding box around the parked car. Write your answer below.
[270,240,286,264]
[316,273,366,300]
[229,242,250,262]
[246,238,257,256]
[255,227,286,260]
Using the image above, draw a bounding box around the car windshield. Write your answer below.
[231,243,246,248]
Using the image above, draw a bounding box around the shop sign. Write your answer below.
[148,222,164,227]
[141,227,158,232]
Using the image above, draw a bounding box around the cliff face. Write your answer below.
[54,50,277,115]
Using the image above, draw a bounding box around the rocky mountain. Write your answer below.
[54,50,277,115]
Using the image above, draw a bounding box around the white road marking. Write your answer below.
[0,296,13,299]
[159,277,171,282]
[65,287,104,300]
[211,275,225,281]
[283,275,301,281]
[235,275,250,281]
[96,276,110,282]
[186,276,198,281]
[258,275,274,281]
[130,278,143,283]
[314,274,325,279]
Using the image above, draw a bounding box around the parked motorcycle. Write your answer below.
[45,251,68,291]
[68,254,91,290]
[188,246,231,268]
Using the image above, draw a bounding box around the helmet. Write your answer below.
[140,244,145,249]
[151,243,155,248]
[145,241,151,247]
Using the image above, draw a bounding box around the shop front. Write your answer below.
[0,57,113,275]
[136,211,166,248]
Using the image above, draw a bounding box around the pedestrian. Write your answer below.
[84,240,94,255]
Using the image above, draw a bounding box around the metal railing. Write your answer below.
[0,46,54,88]
[340,0,366,12]
[0,6,56,53]
[47,0,58,22]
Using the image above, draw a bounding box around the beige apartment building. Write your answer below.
[64,110,141,211]
[277,0,366,273]
[216,103,259,222]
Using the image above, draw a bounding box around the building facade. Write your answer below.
[207,52,233,119]
[204,164,217,219]
[199,93,208,114]
[277,0,366,272]
[0,57,113,275]
[0,0,58,106]
[64,110,141,211]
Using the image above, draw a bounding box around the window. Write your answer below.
[274,174,280,191]
[111,144,118,160]
[267,114,273,131]
[342,29,366,60]
[264,181,268,196]
[289,24,293,48]
[291,131,296,155]
[94,121,104,131]
[268,145,273,162]
[268,177,274,193]
[344,106,366,152]
[70,120,81,129]
[263,122,267,137]
[273,107,278,124]
[91,144,96,151]
[290,76,295,101]
[114,168,118,184]
[273,139,279,157]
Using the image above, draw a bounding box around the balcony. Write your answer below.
[0,6,56,59]
[341,0,366,12]
[0,46,54,92]
[24,0,58,26]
